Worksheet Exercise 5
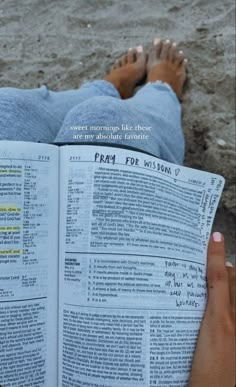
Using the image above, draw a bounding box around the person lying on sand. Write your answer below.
[0,38,235,387]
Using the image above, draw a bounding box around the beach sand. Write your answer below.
[0,0,235,260]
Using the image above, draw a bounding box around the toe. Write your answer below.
[175,50,185,66]
[148,47,157,64]
[136,45,146,63]
[112,61,119,70]
[160,39,172,60]
[183,58,188,69]
[148,39,162,65]
[166,40,174,60]
[153,38,162,58]
[116,59,122,68]
[121,54,127,66]
[136,45,144,57]
[169,42,177,62]
[127,48,135,64]
[136,45,143,53]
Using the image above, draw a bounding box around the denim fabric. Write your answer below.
[0,80,184,164]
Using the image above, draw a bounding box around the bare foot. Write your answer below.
[147,38,187,100]
[104,45,146,99]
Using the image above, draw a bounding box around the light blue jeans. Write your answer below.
[0,80,184,164]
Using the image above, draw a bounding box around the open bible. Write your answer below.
[0,141,224,387]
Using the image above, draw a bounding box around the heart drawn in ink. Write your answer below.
[175,168,180,176]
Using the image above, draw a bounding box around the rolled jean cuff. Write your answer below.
[146,81,180,104]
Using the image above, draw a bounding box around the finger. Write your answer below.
[206,232,231,314]
[226,266,236,315]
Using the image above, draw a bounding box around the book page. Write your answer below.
[58,145,224,387]
[0,141,59,387]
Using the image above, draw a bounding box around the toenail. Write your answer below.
[184,58,188,64]
[179,50,183,55]
[166,39,170,43]
[154,38,161,45]
[136,45,143,53]
[172,42,177,47]
[128,47,132,51]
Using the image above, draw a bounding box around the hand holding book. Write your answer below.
[189,232,236,387]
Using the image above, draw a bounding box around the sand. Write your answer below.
[0,0,235,260]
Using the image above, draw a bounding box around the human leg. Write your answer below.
[126,83,184,164]
[0,46,147,143]
[127,38,187,164]
[55,40,187,165]
[0,81,119,142]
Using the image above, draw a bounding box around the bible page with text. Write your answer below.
[58,145,224,387]
[0,141,59,387]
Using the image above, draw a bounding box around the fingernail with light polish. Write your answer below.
[212,232,222,242]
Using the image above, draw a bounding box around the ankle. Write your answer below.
[104,74,121,91]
